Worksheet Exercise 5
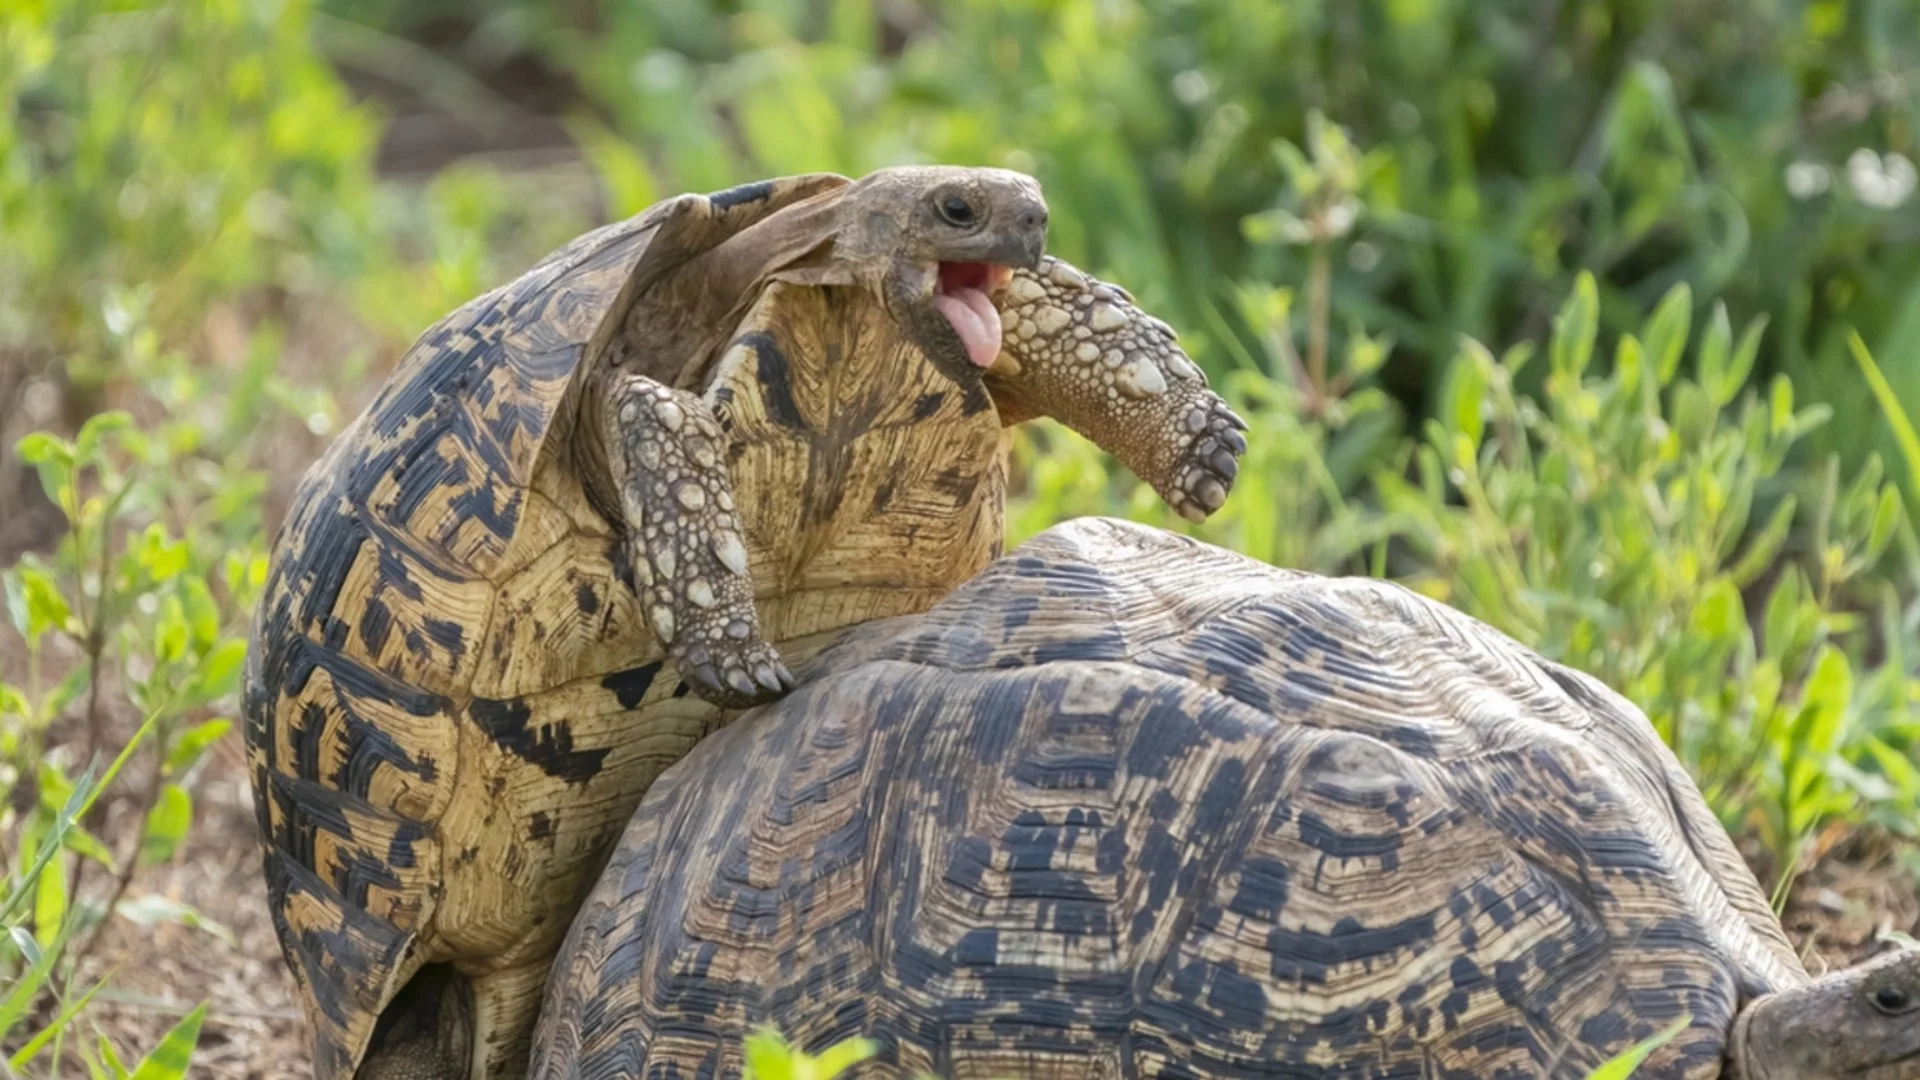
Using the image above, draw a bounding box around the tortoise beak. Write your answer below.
[979,200,1049,271]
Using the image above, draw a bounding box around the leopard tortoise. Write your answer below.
[241,167,1247,1080]
[532,516,1920,1080]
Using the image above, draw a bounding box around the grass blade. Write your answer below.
[9,968,120,1071]
[126,1002,206,1080]
[1848,330,1920,504]
[1583,1016,1690,1078]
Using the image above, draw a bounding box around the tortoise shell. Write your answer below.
[241,174,1022,1079]
[531,516,1805,1080]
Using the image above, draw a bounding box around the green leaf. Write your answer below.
[9,972,115,1072]
[1584,1017,1690,1079]
[0,916,71,1040]
[139,526,191,584]
[63,823,119,869]
[1551,272,1600,378]
[191,640,248,702]
[1866,485,1902,564]
[1725,316,1767,400]
[1798,646,1853,756]
[1696,301,1732,403]
[179,576,220,653]
[1769,375,1794,437]
[73,710,164,824]
[34,839,69,948]
[155,594,190,665]
[1728,496,1796,587]
[127,1002,206,1080]
[0,765,97,927]
[7,927,42,969]
[3,573,28,637]
[1443,339,1492,451]
[165,718,232,774]
[15,432,75,506]
[140,784,193,865]
[114,895,236,947]
[1690,578,1746,642]
[1848,330,1920,506]
[97,1033,132,1080]
[743,1029,798,1080]
[1641,282,1692,386]
[0,680,27,719]
[73,410,134,465]
[14,431,74,468]
[810,1037,881,1078]
[1762,566,1806,660]
[15,565,73,639]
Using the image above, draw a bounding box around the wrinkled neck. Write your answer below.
[1725,1006,1757,1080]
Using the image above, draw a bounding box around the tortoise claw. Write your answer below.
[688,663,725,697]
[753,662,789,695]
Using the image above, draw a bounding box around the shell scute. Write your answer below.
[532,518,1801,1080]
[470,530,649,700]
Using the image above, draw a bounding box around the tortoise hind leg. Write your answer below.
[600,373,795,707]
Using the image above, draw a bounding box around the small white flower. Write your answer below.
[1784,161,1830,199]
[1847,147,1916,208]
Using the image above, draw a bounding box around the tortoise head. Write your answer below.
[816,164,1049,385]
[1732,946,1920,1079]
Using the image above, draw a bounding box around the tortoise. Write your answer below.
[240,167,1249,1080]
[531,516,1920,1080]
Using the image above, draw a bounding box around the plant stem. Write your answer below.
[1308,236,1331,407]
[66,745,162,976]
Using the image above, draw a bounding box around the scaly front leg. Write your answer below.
[986,257,1247,522]
[603,373,795,706]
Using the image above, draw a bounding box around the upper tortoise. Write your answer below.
[241,167,1247,1079]
[533,517,1920,1080]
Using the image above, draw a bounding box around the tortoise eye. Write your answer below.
[1872,985,1914,1014]
[937,195,977,227]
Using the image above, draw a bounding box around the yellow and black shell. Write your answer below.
[531,517,1809,1080]
[238,175,872,1080]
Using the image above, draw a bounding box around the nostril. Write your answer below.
[1020,205,1049,231]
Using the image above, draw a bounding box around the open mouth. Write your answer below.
[932,261,1015,370]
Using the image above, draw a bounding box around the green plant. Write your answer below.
[0,0,385,380]
[742,1029,880,1080]
[335,0,1920,502]
[1381,272,1912,895]
[1,410,265,1076]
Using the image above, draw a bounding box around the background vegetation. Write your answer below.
[3,0,1919,1075]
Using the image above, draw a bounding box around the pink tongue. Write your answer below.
[933,287,1004,369]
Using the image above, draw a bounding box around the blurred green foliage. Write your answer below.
[336,0,1920,481]
[4,0,1920,1071]
[1,407,247,1075]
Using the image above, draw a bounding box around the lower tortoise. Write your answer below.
[533,517,1920,1080]
[243,168,1246,1079]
